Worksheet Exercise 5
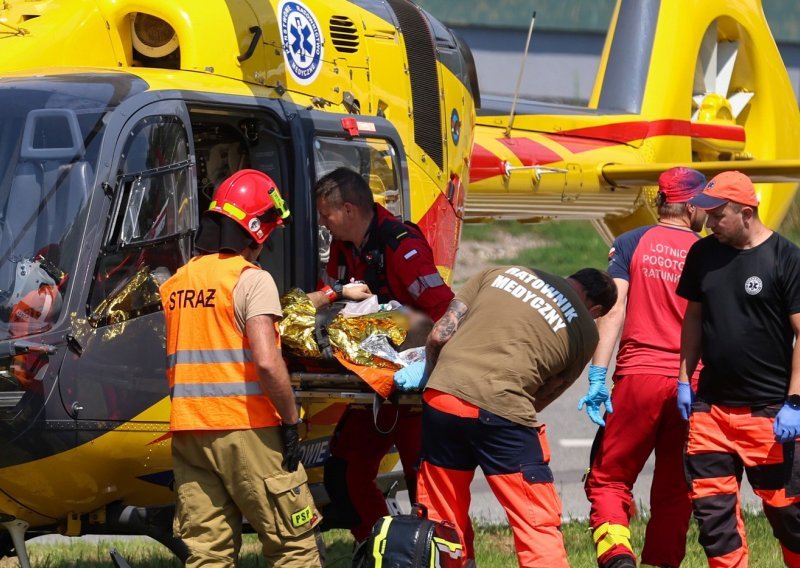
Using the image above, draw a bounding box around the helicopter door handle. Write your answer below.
[237,26,262,63]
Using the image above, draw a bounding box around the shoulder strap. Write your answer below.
[378,218,424,252]
[364,218,426,301]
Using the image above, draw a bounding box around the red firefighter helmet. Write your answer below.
[207,169,290,244]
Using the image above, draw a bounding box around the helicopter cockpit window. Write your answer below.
[89,115,196,327]
[312,137,401,264]
[0,77,126,343]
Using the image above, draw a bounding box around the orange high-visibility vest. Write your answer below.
[160,253,281,431]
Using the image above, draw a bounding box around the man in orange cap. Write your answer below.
[678,170,800,567]
[582,167,707,568]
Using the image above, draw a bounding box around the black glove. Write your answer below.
[280,421,302,472]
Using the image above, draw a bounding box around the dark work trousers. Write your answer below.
[686,402,800,567]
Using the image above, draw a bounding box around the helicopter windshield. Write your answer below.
[0,74,146,340]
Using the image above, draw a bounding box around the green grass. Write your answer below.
[780,193,800,244]
[461,220,536,242]
[4,511,785,567]
[462,220,609,275]
[460,197,800,279]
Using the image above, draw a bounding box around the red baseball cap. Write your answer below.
[688,171,760,210]
[657,167,706,203]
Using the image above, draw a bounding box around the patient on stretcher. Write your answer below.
[278,288,431,397]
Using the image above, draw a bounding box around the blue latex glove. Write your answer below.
[394,361,428,391]
[774,403,800,443]
[677,381,695,421]
[577,365,613,426]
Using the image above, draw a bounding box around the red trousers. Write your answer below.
[323,404,422,541]
[686,402,800,567]
[584,374,692,567]
[417,390,568,568]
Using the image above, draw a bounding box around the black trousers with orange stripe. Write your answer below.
[417,391,568,568]
[686,401,800,567]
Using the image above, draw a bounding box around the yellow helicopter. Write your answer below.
[0,0,797,565]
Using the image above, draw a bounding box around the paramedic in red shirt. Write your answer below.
[580,167,707,568]
[307,167,454,542]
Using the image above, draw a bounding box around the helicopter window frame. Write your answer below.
[104,115,197,253]
[88,112,196,327]
[312,135,403,268]
[312,136,403,217]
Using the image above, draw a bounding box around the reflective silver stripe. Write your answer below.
[407,273,446,299]
[171,382,264,398]
[167,349,253,369]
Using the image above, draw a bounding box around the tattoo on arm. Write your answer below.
[425,299,468,375]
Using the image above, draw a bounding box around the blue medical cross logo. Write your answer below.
[279,0,323,85]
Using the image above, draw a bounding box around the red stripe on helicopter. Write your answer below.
[497,137,563,167]
[541,132,617,154]
[417,191,461,271]
[470,142,506,182]
[550,119,745,150]
[470,120,745,181]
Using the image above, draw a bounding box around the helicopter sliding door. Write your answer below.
[59,100,196,424]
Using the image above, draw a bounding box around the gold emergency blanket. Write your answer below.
[278,288,407,368]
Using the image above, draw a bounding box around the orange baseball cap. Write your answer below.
[688,170,759,209]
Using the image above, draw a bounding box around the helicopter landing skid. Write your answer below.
[1,519,30,568]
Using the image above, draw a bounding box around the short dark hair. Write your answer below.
[314,167,373,213]
[568,268,617,317]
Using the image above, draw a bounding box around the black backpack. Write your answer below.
[352,504,463,568]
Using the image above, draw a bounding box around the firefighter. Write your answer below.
[399,266,616,567]
[678,171,800,567]
[307,167,454,542]
[581,167,707,568]
[160,170,322,567]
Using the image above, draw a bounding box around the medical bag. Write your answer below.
[352,504,463,568]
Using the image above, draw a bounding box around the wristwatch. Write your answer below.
[331,280,344,300]
[787,394,800,409]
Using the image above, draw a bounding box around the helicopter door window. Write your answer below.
[312,136,401,265]
[88,116,196,327]
[313,137,401,215]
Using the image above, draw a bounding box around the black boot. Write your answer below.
[604,554,637,568]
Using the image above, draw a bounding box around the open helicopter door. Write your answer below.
[291,111,412,489]
[58,98,196,437]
